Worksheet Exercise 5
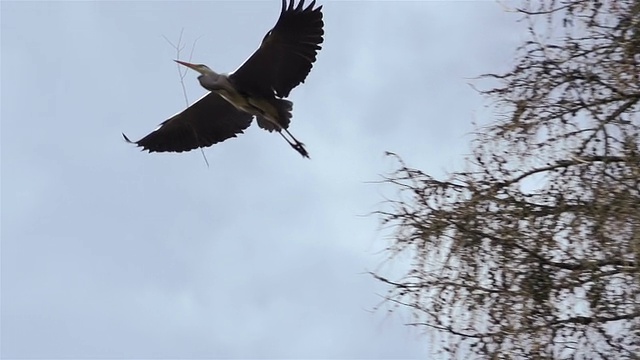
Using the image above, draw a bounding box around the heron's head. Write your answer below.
[174,60,215,76]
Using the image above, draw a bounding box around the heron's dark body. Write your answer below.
[123,0,324,159]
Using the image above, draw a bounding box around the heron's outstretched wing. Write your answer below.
[229,0,324,98]
[123,93,254,153]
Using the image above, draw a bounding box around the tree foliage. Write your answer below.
[376,1,640,358]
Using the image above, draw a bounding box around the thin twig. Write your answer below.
[162,29,210,167]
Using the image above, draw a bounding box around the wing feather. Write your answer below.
[123,93,254,153]
[229,0,324,98]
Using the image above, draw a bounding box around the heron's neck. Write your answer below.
[198,71,231,92]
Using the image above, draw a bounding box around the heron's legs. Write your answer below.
[283,129,303,146]
[252,107,309,158]
[278,131,309,158]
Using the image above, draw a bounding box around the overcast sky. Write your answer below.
[2,1,523,358]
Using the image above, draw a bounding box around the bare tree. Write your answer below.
[375,1,640,358]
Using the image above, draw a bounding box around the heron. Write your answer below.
[123,0,324,159]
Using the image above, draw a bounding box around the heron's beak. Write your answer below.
[174,60,205,74]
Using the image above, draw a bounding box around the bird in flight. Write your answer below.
[123,0,324,159]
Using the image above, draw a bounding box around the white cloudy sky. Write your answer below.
[2,1,523,358]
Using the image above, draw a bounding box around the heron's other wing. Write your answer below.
[123,93,254,153]
[229,0,324,98]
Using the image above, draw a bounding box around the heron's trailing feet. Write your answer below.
[293,142,309,158]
